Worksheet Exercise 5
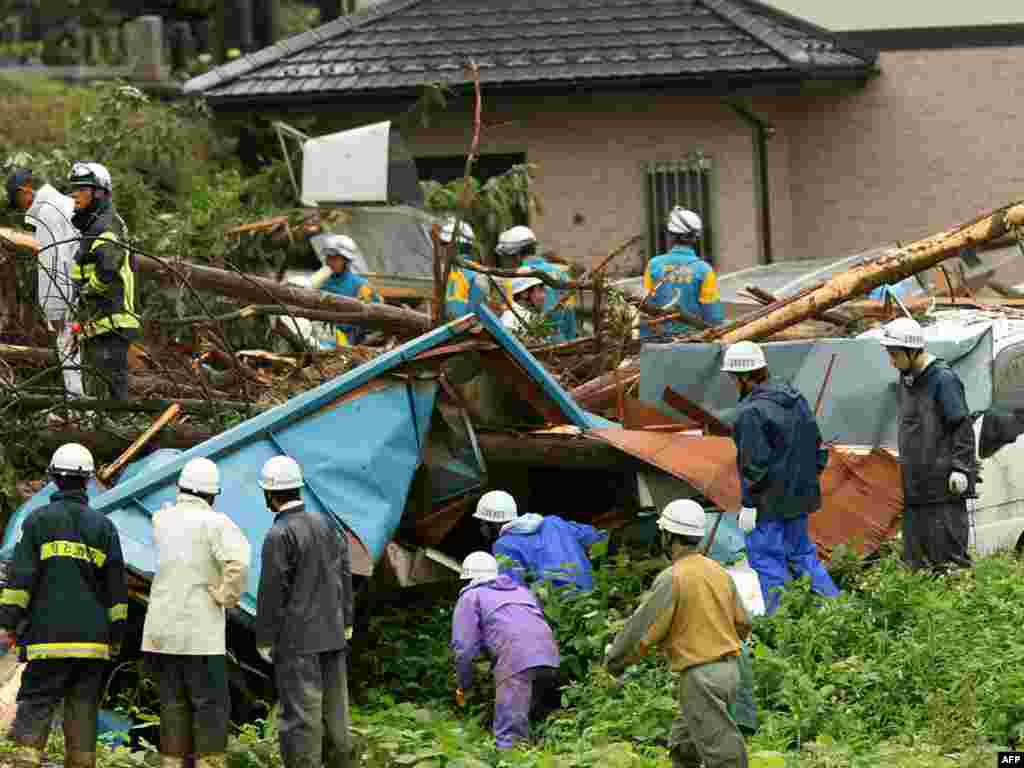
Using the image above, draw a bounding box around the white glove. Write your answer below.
[345,627,353,641]
[948,472,968,495]
[257,646,273,664]
[738,507,757,534]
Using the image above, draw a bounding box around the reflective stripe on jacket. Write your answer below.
[0,490,127,660]
[70,206,140,339]
[639,246,723,336]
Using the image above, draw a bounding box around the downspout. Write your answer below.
[725,99,774,265]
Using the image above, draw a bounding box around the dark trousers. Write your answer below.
[12,658,106,753]
[903,500,972,573]
[149,654,230,757]
[84,332,130,400]
[275,650,351,768]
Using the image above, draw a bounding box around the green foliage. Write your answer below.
[421,164,542,261]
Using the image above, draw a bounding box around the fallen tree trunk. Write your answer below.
[705,202,1024,344]
[0,231,432,338]
[133,254,432,337]
[7,394,251,416]
[38,425,216,462]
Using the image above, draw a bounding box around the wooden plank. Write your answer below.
[98,404,182,484]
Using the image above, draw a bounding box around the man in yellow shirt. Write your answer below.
[605,499,750,768]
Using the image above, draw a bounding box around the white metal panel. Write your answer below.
[301,121,391,205]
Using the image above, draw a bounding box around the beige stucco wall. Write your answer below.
[760,46,1024,264]
[343,91,769,275]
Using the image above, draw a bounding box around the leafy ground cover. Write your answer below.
[2,543,1018,766]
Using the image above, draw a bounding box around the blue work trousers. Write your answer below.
[745,516,839,615]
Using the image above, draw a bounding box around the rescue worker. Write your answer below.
[604,500,751,768]
[0,443,127,768]
[141,458,251,768]
[721,341,839,614]
[500,276,559,340]
[495,226,577,341]
[474,490,607,592]
[451,551,560,751]
[255,456,354,768]
[67,162,140,401]
[310,234,382,347]
[639,207,723,337]
[442,217,491,321]
[6,167,84,401]
[878,316,976,572]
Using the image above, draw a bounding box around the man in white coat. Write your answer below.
[6,168,84,399]
[141,458,251,768]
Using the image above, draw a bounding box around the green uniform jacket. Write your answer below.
[0,490,128,661]
[70,204,140,340]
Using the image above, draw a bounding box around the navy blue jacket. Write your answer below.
[733,381,827,521]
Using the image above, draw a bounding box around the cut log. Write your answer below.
[706,202,1024,344]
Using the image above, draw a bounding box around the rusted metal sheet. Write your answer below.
[590,430,903,556]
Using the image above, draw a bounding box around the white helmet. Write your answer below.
[667,207,702,236]
[68,161,113,193]
[879,317,925,350]
[178,457,220,496]
[509,276,543,298]
[49,443,94,477]
[460,551,499,583]
[721,341,767,374]
[495,225,537,256]
[259,455,304,491]
[658,499,706,537]
[473,490,518,523]
[439,216,475,245]
[321,234,361,261]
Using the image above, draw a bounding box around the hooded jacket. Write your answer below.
[897,359,977,505]
[493,514,606,591]
[733,381,827,521]
[450,574,559,689]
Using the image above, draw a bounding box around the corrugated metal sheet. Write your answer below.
[590,430,903,557]
[638,332,993,449]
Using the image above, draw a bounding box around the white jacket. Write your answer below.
[141,493,251,655]
[26,184,78,322]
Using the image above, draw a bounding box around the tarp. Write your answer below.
[638,331,993,448]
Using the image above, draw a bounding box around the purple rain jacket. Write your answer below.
[450,574,560,689]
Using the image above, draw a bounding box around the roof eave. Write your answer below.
[202,66,877,111]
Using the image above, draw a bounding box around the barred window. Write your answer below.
[642,154,715,265]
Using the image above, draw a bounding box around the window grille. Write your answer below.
[642,153,714,264]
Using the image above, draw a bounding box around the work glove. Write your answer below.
[345,627,353,641]
[738,507,757,534]
[949,472,969,496]
[0,629,16,651]
[257,646,273,664]
[455,688,466,708]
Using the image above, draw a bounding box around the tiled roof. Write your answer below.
[185,0,877,102]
